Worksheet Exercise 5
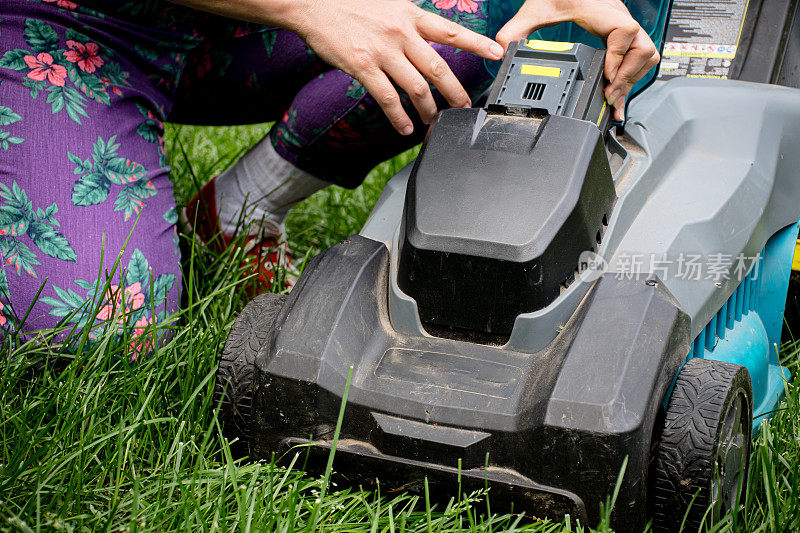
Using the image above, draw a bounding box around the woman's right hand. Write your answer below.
[279,0,504,135]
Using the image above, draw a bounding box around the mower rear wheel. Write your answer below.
[651,357,752,532]
[215,292,286,446]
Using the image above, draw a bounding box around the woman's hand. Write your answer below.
[172,0,503,135]
[284,0,504,135]
[496,0,660,120]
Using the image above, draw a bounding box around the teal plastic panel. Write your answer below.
[675,222,798,435]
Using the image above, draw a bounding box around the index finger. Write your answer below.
[414,11,504,61]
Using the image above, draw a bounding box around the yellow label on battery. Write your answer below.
[525,40,574,52]
[793,239,800,271]
[596,101,607,126]
[520,65,561,77]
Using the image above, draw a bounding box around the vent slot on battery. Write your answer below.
[523,82,546,101]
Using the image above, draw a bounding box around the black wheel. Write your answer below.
[652,357,753,532]
[215,292,286,445]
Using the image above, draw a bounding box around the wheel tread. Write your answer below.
[214,293,286,444]
[651,358,752,532]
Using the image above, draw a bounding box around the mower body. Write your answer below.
[249,71,800,529]
[236,3,800,528]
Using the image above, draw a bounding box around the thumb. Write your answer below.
[495,12,539,52]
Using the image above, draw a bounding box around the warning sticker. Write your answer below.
[659,0,749,80]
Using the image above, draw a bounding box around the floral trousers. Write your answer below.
[0,0,493,343]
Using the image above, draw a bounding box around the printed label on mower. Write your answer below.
[659,0,749,79]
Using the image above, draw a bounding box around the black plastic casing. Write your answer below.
[396,40,615,337]
[251,236,692,531]
[397,109,614,336]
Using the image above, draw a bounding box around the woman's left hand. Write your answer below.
[496,0,660,120]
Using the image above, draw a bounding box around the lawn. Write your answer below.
[1,123,798,532]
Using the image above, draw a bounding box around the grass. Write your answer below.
[1,123,798,532]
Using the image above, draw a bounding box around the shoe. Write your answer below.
[180,176,298,291]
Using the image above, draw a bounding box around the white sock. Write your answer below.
[214,136,329,237]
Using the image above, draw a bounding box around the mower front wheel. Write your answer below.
[651,357,752,532]
[215,292,286,447]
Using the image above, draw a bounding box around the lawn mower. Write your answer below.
[214,0,800,530]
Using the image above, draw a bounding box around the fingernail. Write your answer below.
[401,125,414,136]
[607,89,620,105]
[490,43,504,58]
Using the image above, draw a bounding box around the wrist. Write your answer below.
[263,0,315,35]
[532,0,577,25]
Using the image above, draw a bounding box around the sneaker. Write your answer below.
[180,176,298,291]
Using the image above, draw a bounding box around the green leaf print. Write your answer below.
[70,136,155,220]
[22,79,46,99]
[0,239,41,277]
[68,64,110,105]
[0,132,24,151]
[104,156,146,185]
[23,19,60,54]
[0,182,76,277]
[72,172,111,206]
[93,135,119,162]
[136,121,158,143]
[126,249,149,288]
[0,182,32,235]
[64,28,91,46]
[0,106,21,126]
[262,31,278,56]
[67,152,92,174]
[28,221,78,262]
[115,181,156,221]
[53,287,90,315]
[151,273,176,303]
[133,44,161,62]
[36,203,60,227]
[103,62,130,88]
[0,106,24,150]
[345,79,367,99]
[46,85,89,125]
[0,49,30,71]
[0,266,8,298]
[134,104,163,147]
[0,205,30,236]
[162,207,178,225]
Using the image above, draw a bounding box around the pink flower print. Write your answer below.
[100,77,124,98]
[123,282,145,312]
[24,53,67,86]
[96,282,145,321]
[96,285,121,321]
[434,0,483,13]
[0,302,6,328]
[128,315,156,360]
[63,40,104,74]
[0,220,27,237]
[43,0,77,10]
